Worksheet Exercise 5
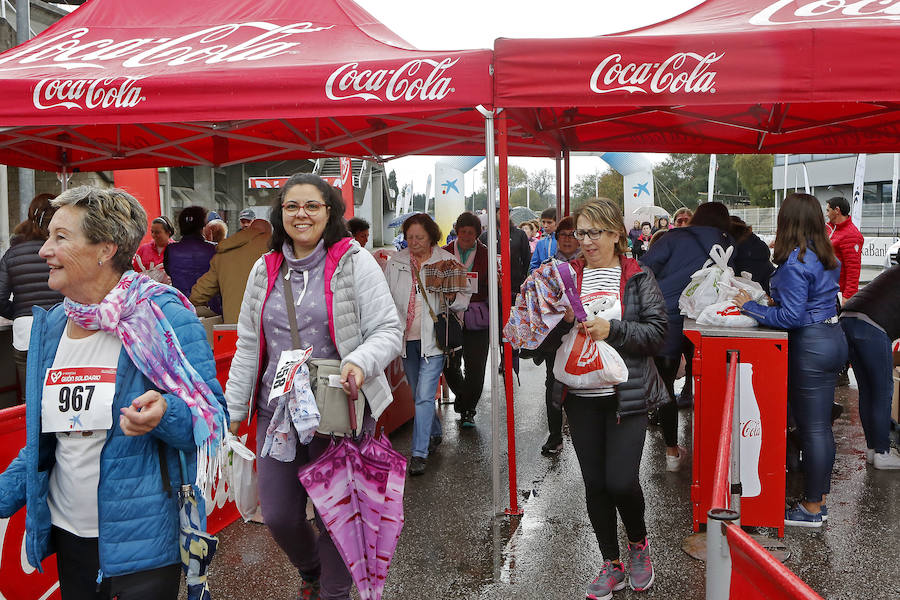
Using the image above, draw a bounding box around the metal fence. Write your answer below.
[731,205,900,236]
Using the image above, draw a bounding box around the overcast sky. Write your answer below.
[355,0,703,196]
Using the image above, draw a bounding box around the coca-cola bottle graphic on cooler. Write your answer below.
[738,363,762,498]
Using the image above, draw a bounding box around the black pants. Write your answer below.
[444,328,491,415]
[53,526,181,600]
[654,356,680,448]
[565,395,648,561]
[544,352,563,442]
[681,339,694,399]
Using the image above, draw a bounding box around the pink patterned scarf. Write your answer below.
[64,271,226,471]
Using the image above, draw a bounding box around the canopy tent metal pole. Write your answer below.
[479,106,503,516]
[498,111,521,516]
[555,155,562,217]
[563,149,571,216]
[0,166,9,255]
[16,0,34,222]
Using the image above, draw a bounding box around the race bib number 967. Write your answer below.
[42,366,116,433]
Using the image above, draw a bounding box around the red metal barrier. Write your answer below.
[711,353,739,511]
[725,523,823,600]
[0,405,62,600]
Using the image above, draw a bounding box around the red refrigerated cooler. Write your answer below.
[684,319,788,537]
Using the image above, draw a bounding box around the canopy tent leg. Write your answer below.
[0,165,9,255]
[480,107,503,517]
[563,149,571,216]
[555,155,562,217]
[498,111,521,516]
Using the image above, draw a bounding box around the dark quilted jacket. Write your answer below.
[0,238,63,319]
[544,256,668,417]
[575,256,669,416]
[163,235,216,298]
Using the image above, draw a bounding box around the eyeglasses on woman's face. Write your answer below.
[557,230,577,239]
[282,200,328,217]
[675,217,691,225]
[573,228,612,240]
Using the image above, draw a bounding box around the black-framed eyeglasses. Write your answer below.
[558,231,577,239]
[282,201,328,216]
[573,229,610,240]
[675,217,691,225]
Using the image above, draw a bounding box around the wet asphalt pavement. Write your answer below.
[203,360,900,600]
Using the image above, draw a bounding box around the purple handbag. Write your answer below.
[463,301,490,330]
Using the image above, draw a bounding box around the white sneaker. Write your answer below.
[873,449,900,470]
[865,448,874,464]
[666,446,688,472]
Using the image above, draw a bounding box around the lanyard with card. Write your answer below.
[42,366,117,433]
[465,272,478,294]
[269,346,314,403]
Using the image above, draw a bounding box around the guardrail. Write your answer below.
[705,353,825,600]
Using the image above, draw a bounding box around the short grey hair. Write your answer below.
[52,186,147,274]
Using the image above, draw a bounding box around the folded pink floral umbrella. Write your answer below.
[359,433,407,599]
[297,379,406,600]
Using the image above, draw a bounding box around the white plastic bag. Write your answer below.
[716,271,767,305]
[696,301,759,328]
[225,432,258,522]
[678,244,740,319]
[553,326,629,390]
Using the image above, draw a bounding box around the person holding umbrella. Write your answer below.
[0,186,227,599]
[225,173,402,600]
[386,213,471,476]
[546,198,667,597]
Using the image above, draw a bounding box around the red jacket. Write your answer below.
[827,218,864,299]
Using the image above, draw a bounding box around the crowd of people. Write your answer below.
[0,175,896,599]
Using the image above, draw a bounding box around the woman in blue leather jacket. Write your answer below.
[734,193,847,528]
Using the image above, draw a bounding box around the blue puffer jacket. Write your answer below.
[0,290,226,577]
[639,225,734,357]
[528,234,557,273]
[741,246,840,329]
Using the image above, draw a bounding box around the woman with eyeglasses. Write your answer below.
[385,213,471,476]
[672,208,693,228]
[534,215,581,456]
[734,193,848,527]
[225,173,402,600]
[0,193,63,407]
[545,199,667,597]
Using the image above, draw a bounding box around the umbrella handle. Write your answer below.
[346,373,359,437]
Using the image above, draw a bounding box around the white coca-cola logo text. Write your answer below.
[589,52,723,95]
[751,0,900,25]
[33,77,146,110]
[741,419,762,438]
[325,58,457,102]
[0,22,332,72]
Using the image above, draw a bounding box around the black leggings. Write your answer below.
[565,395,648,561]
[52,526,181,600]
[654,356,680,447]
[443,327,491,414]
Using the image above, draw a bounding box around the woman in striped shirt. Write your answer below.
[557,198,668,599]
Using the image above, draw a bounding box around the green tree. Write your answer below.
[483,162,529,190]
[652,154,707,210]
[652,154,745,210]
[571,170,624,211]
[734,154,775,207]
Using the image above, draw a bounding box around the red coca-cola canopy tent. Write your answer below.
[495,0,900,154]
[0,0,535,171]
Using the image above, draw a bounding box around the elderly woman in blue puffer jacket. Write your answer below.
[0,186,226,599]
